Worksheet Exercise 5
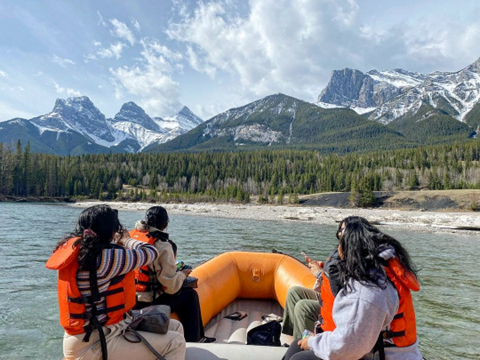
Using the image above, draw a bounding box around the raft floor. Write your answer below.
[186,298,293,360]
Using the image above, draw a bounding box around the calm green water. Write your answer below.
[0,203,479,359]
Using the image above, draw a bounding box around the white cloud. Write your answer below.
[92,40,102,47]
[97,42,126,59]
[0,71,25,92]
[186,45,216,78]
[52,54,75,68]
[52,81,81,97]
[0,83,25,92]
[167,0,480,104]
[131,18,141,32]
[109,18,135,45]
[109,38,182,116]
[110,78,123,100]
[86,42,127,61]
[97,11,107,27]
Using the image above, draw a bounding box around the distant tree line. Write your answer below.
[1,139,480,204]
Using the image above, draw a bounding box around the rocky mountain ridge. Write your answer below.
[0,97,203,155]
[318,58,480,127]
[146,93,413,153]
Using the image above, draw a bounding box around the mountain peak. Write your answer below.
[466,57,480,73]
[119,101,143,111]
[177,106,194,116]
[53,96,95,112]
[154,105,203,137]
[113,102,160,132]
[31,96,115,143]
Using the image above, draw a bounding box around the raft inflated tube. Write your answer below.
[190,252,316,326]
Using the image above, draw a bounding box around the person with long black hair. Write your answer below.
[46,204,186,360]
[283,216,423,360]
[130,206,213,343]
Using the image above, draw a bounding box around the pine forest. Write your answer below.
[1,139,480,205]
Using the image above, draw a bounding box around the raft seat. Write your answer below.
[202,298,293,345]
[186,298,293,360]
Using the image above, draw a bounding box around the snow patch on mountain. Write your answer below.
[366,69,426,88]
[317,102,343,109]
[109,121,168,149]
[31,121,65,136]
[352,106,377,115]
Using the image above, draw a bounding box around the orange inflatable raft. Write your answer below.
[185,251,316,360]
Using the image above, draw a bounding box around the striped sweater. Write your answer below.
[76,238,158,325]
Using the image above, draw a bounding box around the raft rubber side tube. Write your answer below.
[190,252,316,326]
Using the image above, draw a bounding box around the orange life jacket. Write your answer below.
[319,255,420,348]
[319,253,340,332]
[382,257,420,347]
[45,237,136,335]
[129,229,159,293]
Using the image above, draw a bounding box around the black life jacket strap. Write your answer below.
[382,330,406,339]
[140,268,153,276]
[136,279,157,286]
[150,262,159,305]
[374,333,386,360]
[393,312,404,319]
[69,287,124,304]
[82,262,108,360]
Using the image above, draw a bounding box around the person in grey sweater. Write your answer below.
[283,216,423,360]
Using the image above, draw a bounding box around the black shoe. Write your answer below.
[198,336,216,343]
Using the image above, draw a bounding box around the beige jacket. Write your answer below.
[134,221,187,303]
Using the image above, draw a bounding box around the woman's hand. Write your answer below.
[297,337,310,350]
[308,260,324,276]
[113,229,130,246]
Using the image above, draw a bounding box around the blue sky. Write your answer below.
[0,0,479,121]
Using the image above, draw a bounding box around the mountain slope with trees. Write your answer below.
[146,94,414,153]
[387,104,475,145]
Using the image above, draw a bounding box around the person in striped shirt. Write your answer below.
[53,204,186,360]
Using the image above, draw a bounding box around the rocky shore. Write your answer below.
[69,201,480,234]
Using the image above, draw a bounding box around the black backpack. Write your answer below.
[246,320,281,346]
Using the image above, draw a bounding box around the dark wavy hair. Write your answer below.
[145,206,169,231]
[337,216,418,291]
[54,205,123,270]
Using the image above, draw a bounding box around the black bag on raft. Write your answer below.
[247,320,281,346]
[129,305,171,334]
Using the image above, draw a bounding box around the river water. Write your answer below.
[0,203,478,359]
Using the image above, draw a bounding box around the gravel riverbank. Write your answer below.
[69,201,480,234]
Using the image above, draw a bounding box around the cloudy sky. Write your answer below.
[0,0,479,122]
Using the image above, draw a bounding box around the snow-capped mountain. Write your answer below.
[30,96,116,145]
[109,102,168,150]
[0,97,203,155]
[154,106,204,141]
[111,102,163,132]
[318,58,480,125]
